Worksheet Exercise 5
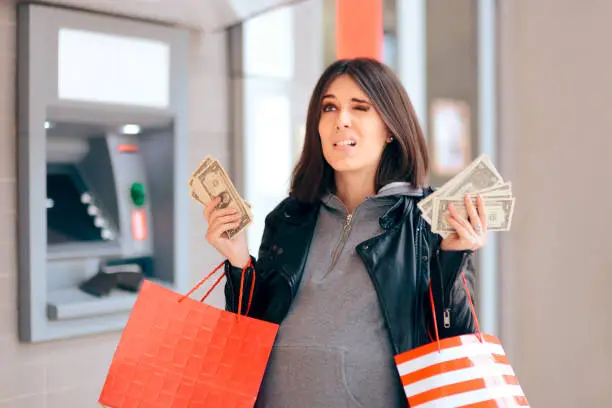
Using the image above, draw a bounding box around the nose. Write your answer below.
[337,108,351,128]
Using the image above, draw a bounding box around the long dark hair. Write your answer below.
[290,58,429,203]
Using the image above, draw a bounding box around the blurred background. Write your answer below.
[0,0,611,406]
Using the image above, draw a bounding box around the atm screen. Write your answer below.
[47,164,113,245]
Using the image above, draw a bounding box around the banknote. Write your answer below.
[431,197,515,233]
[478,182,512,197]
[418,155,504,223]
[418,154,515,235]
[188,156,213,205]
[188,157,252,239]
[189,157,253,216]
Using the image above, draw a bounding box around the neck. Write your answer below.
[334,171,376,213]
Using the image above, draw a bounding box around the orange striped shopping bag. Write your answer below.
[394,273,529,407]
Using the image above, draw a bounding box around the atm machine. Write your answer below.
[45,127,167,319]
[17,4,190,342]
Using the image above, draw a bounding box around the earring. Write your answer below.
[387,136,394,143]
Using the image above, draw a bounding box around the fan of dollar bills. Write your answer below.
[417,154,515,235]
[188,156,253,240]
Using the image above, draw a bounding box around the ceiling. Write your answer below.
[24,0,303,31]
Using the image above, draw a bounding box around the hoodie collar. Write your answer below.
[376,182,423,197]
[321,182,422,210]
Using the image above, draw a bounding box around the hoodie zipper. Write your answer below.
[329,211,356,270]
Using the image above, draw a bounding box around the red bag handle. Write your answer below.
[178,259,256,316]
[428,271,482,352]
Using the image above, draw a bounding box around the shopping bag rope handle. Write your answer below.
[428,271,482,352]
[178,259,256,316]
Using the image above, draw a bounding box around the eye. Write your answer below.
[354,105,370,112]
[322,103,337,112]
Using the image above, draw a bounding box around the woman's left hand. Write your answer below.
[440,194,488,252]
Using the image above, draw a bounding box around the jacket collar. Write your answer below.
[379,196,414,229]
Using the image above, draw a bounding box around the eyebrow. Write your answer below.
[322,94,371,104]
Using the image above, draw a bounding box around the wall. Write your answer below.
[498,1,612,406]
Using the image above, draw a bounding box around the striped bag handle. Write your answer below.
[428,272,483,352]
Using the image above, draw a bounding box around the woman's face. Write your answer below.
[318,75,389,176]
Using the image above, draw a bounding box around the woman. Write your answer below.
[204,58,487,407]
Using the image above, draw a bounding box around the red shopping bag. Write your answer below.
[99,260,278,408]
[394,273,529,407]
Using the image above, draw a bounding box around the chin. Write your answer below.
[328,164,354,174]
[323,148,381,174]
[325,156,366,173]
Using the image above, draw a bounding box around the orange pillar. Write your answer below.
[335,0,383,60]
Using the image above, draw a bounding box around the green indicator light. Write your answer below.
[130,182,146,207]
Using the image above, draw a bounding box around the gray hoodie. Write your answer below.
[256,182,422,408]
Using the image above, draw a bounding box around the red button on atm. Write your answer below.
[132,210,147,241]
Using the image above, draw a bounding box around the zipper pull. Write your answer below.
[344,213,353,230]
[443,308,451,328]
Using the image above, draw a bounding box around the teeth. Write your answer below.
[335,140,356,147]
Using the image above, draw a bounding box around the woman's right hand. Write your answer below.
[203,196,251,268]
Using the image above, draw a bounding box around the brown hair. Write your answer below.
[290,58,429,203]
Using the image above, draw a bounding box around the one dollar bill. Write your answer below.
[431,196,516,233]
[189,157,252,239]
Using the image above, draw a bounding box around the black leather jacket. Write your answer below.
[224,191,477,357]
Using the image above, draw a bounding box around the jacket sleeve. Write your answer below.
[425,240,478,340]
[223,207,279,319]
